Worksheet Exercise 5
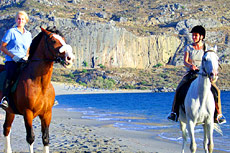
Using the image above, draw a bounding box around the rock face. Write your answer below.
[0,0,230,69]
[0,16,182,69]
[53,19,182,69]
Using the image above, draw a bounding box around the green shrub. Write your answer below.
[108,78,116,84]
[98,64,106,69]
[82,69,88,73]
[140,81,147,85]
[83,60,88,67]
[140,86,148,90]
[78,81,87,86]
[69,73,75,79]
[91,77,115,89]
[121,84,136,89]
[153,63,163,68]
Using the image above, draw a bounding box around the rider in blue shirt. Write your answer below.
[0,11,32,109]
[3,27,31,61]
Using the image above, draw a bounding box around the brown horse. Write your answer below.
[0,27,75,153]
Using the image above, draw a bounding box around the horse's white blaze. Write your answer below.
[43,146,49,153]
[53,34,75,67]
[53,34,66,45]
[4,134,12,153]
[29,142,34,153]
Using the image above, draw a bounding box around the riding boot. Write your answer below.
[211,83,226,124]
[168,76,190,122]
[0,79,11,109]
[168,91,179,122]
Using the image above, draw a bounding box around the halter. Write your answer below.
[44,33,66,65]
[29,32,66,65]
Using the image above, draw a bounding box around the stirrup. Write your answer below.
[167,112,178,122]
[216,114,226,124]
[0,96,9,109]
[54,99,59,106]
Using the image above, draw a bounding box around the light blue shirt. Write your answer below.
[2,27,32,62]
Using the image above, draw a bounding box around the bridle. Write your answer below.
[29,32,66,65]
[198,50,219,81]
[44,33,67,65]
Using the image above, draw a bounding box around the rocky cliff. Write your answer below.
[54,19,183,69]
[0,0,230,69]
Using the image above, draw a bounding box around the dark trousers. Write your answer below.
[171,71,197,116]
[3,61,20,97]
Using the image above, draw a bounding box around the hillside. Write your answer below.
[51,64,230,91]
[0,0,230,67]
[0,0,230,90]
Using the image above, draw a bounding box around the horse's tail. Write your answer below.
[214,123,223,136]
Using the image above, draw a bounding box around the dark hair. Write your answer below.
[190,25,206,39]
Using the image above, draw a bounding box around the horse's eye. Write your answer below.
[51,38,56,43]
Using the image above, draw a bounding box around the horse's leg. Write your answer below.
[203,123,209,153]
[39,111,52,153]
[187,120,197,153]
[207,122,214,153]
[3,112,15,153]
[24,110,35,153]
[180,121,187,153]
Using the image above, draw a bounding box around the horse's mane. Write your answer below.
[28,26,64,60]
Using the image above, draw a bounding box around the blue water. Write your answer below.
[55,91,230,152]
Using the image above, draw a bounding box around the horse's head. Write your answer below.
[41,27,75,68]
[201,46,219,82]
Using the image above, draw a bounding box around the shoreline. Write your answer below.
[0,82,228,152]
[52,81,153,95]
[52,82,230,95]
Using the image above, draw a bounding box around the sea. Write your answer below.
[55,91,230,152]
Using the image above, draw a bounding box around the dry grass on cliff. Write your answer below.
[52,64,230,91]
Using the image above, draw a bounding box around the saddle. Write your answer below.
[178,74,219,116]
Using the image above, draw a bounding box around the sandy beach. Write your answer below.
[0,82,227,153]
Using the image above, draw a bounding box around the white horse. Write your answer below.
[179,47,220,153]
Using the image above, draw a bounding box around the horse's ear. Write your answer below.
[214,45,217,52]
[40,27,51,35]
[40,27,46,32]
